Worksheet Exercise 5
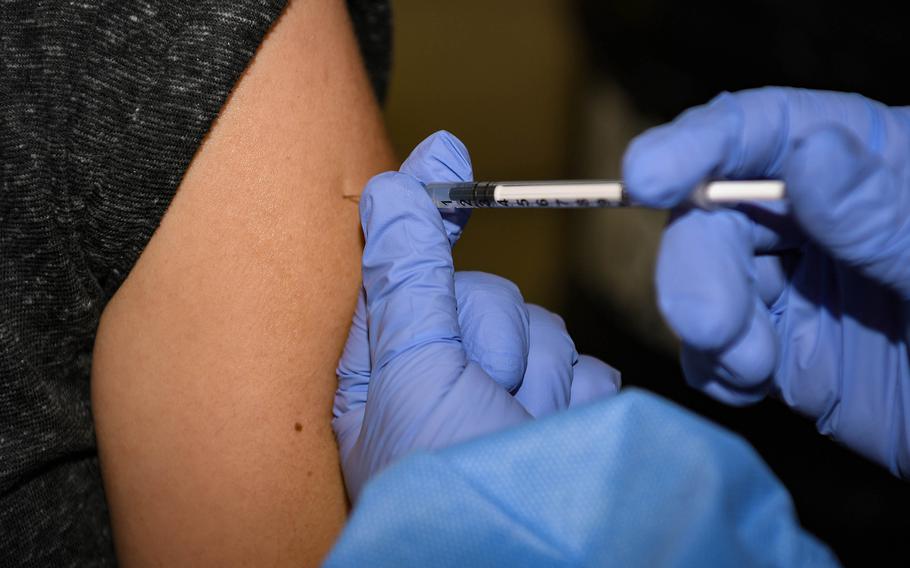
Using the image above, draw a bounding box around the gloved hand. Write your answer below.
[623,87,910,476]
[334,131,620,500]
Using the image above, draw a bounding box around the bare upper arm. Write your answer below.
[91,0,394,564]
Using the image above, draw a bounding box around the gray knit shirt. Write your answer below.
[0,1,389,564]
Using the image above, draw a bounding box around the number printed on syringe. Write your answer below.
[444,198,613,208]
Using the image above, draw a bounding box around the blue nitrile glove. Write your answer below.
[623,87,910,476]
[334,131,620,500]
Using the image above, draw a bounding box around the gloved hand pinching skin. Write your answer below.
[623,87,910,476]
[334,131,620,500]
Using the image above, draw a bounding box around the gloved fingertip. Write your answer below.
[400,131,475,247]
[623,100,736,208]
[570,355,621,406]
[400,130,473,184]
[623,128,699,208]
[681,346,770,407]
[527,303,568,332]
[437,130,472,173]
[513,304,576,416]
[657,292,745,351]
[526,304,577,365]
[701,380,769,407]
[715,299,779,387]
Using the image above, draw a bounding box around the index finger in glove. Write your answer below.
[360,171,465,376]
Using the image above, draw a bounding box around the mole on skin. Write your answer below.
[294,422,302,432]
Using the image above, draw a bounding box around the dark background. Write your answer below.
[579,0,910,116]
[384,1,910,564]
[575,2,910,566]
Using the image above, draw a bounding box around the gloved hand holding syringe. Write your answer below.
[336,87,910,508]
[420,88,910,482]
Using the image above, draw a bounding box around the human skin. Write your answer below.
[90,0,395,565]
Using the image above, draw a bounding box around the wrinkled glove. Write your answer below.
[334,131,620,500]
[623,87,910,476]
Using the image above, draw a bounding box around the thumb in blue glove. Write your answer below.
[623,88,910,476]
[333,131,620,500]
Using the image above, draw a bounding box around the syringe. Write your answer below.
[424,180,785,208]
